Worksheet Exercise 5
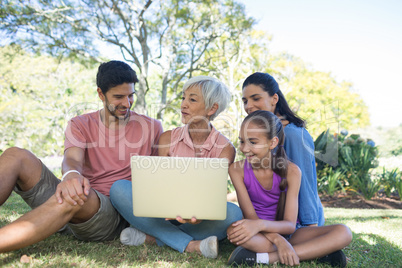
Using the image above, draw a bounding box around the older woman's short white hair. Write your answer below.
[182,76,231,121]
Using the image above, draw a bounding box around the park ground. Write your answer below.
[0,192,401,267]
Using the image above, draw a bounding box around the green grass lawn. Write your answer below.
[1,193,401,267]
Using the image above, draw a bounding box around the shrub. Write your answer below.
[350,174,381,200]
[395,175,402,200]
[379,167,400,197]
[315,129,380,200]
[379,167,402,200]
[317,167,345,196]
[314,129,339,171]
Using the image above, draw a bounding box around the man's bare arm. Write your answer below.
[56,147,90,205]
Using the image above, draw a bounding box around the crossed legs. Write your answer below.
[110,180,243,253]
[288,224,352,260]
[0,147,100,253]
[228,223,352,264]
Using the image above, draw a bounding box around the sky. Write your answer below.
[237,0,402,128]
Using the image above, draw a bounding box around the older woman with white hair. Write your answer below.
[110,76,243,258]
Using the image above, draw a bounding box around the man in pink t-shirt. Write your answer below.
[0,60,162,252]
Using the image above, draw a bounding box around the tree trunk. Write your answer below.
[133,75,147,115]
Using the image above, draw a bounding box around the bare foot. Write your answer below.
[145,234,157,245]
[185,240,201,254]
[185,237,218,258]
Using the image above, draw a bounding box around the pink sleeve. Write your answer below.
[64,119,86,151]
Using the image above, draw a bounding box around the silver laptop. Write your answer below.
[131,155,229,220]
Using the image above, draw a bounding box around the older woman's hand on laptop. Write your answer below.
[165,216,202,225]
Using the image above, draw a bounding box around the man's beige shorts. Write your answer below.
[14,162,128,241]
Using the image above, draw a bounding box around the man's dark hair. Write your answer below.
[96,60,139,94]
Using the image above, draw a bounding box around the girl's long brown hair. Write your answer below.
[242,110,288,221]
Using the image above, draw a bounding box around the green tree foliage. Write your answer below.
[0,0,254,116]
[206,32,370,140]
[198,29,274,150]
[0,1,371,162]
[263,55,370,137]
[0,45,98,156]
[287,71,369,136]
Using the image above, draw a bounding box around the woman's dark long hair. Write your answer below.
[242,110,288,221]
[243,72,305,128]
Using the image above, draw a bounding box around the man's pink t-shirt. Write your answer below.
[168,124,231,157]
[64,110,163,196]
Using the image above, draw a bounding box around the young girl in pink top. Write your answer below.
[227,110,352,267]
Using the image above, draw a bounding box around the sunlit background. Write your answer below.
[0,0,401,170]
[238,0,402,128]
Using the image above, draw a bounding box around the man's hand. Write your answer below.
[55,172,90,206]
[227,219,261,245]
